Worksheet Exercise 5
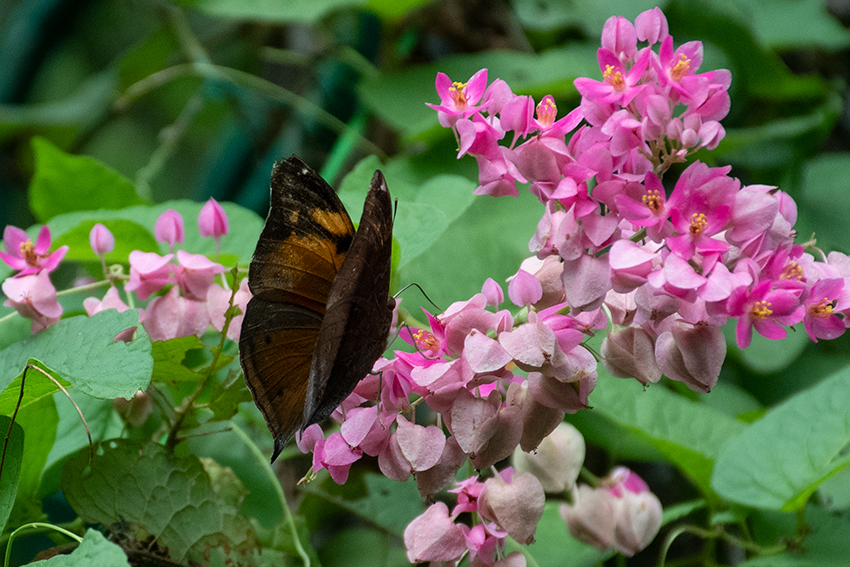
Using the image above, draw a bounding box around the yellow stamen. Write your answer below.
[642,189,664,214]
[670,53,690,82]
[810,298,834,319]
[19,240,38,266]
[536,96,557,127]
[751,300,773,320]
[780,261,803,281]
[413,329,438,352]
[603,65,625,92]
[689,212,708,236]
[449,81,469,109]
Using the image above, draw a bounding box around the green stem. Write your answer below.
[230,421,311,567]
[55,279,111,297]
[4,523,83,567]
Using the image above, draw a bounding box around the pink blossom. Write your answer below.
[426,69,489,127]
[154,209,184,248]
[174,250,224,301]
[478,468,545,545]
[601,15,637,62]
[802,278,846,342]
[574,47,650,107]
[313,432,362,484]
[726,279,804,349]
[635,7,668,45]
[2,270,62,333]
[206,278,251,341]
[403,502,466,563]
[140,286,209,341]
[0,225,68,275]
[89,223,115,256]
[198,198,228,239]
[125,251,174,301]
[507,268,543,307]
[83,286,131,316]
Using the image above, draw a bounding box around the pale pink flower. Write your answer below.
[0,225,68,275]
[2,270,62,332]
[154,209,184,248]
[125,251,174,301]
[198,198,229,239]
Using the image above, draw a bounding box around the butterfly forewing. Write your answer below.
[248,157,354,314]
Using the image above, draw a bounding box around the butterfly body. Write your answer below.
[239,156,394,462]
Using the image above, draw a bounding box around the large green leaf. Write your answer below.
[0,310,152,406]
[711,365,850,511]
[62,439,259,564]
[14,395,58,500]
[339,155,477,272]
[0,416,24,535]
[588,371,747,497]
[741,0,850,51]
[30,529,130,566]
[30,137,146,222]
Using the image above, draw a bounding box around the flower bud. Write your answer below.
[89,223,115,256]
[403,502,466,563]
[198,197,229,239]
[655,322,725,392]
[154,209,184,246]
[478,468,545,545]
[512,422,585,493]
[607,467,663,556]
[600,325,662,385]
[508,268,543,307]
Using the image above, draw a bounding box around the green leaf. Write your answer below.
[301,471,425,537]
[722,318,810,374]
[0,310,152,406]
[46,200,264,267]
[588,371,747,497]
[207,370,253,423]
[318,527,406,567]
[339,156,477,272]
[513,0,662,33]
[30,529,130,566]
[14,395,58,499]
[0,416,24,535]
[151,336,210,384]
[0,360,68,419]
[800,153,850,254]
[741,505,850,566]
[62,439,259,564]
[711,365,850,510]
[30,137,146,222]
[745,0,850,51]
[186,0,367,24]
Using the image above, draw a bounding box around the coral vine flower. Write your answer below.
[574,48,650,107]
[2,270,63,333]
[426,69,489,127]
[727,280,803,349]
[802,278,846,342]
[0,225,68,276]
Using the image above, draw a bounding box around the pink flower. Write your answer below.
[206,278,251,341]
[141,286,209,341]
[2,270,62,332]
[507,268,543,307]
[174,250,224,301]
[403,502,467,563]
[83,286,131,316]
[0,225,68,275]
[125,251,174,301]
[574,47,650,107]
[154,209,184,248]
[426,69,489,127]
[89,223,115,256]
[726,279,804,349]
[198,198,228,239]
[635,7,668,45]
[802,278,846,342]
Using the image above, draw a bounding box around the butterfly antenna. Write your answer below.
[394,282,443,313]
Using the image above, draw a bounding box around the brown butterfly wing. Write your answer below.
[240,156,355,461]
[303,170,395,428]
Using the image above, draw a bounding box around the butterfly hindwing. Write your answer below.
[304,170,395,427]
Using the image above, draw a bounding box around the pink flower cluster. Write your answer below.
[1,198,249,343]
[426,7,850,394]
[404,468,543,566]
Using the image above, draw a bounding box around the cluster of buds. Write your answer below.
[1,198,250,343]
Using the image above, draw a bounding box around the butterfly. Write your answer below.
[239,156,395,462]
